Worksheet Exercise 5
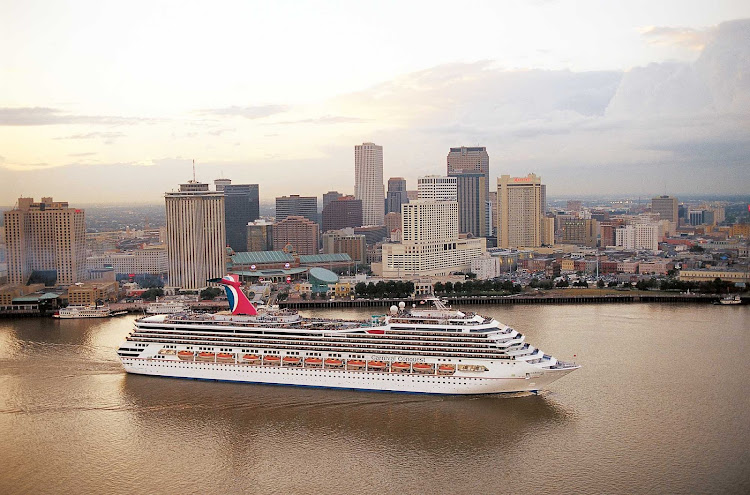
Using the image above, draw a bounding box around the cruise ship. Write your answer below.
[117,275,579,394]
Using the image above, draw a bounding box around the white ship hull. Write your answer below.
[121,356,575,394]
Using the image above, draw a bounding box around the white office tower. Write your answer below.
[165,182,226,290]
[354,142,385,226]
[615,224,660,252]
[417,176,458,201]
[381,200,486,277]
[496,174,547,248]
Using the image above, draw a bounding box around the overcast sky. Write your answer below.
[1,0,749,204]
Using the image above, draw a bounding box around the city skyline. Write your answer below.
[1,2,750,204]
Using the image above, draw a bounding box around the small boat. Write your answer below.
[437,364,456,375]
[367,360,387,370]
[217,353,234,362]
[263,355,281,365]
[413,363,435,374]
[717,294,742,305]
[177,351,194,361]
[392,362,411,372]
[283,356,302,366]
[324,358,343,368]
[53,305,113,319]
[346,359,366,370]
[242,354,261,363]
[196,352,215,362]
[304,357,323,367]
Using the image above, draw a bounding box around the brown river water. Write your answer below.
[0,303,748,494]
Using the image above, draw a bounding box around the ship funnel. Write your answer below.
[208,274,258,316]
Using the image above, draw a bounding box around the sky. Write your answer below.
[1,0,749,204]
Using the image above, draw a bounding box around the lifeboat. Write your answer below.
[196,352,215,362]
[217,353,234,362]
[324,358,343,368]
[263,355,281,366]
[283,356,302,366]
[392,362,411,372]
[177,350,194,360]
[367,361,387,370]
[413,363,435,374]
[346,359,366,370]
[242,354,261,364]
[304,357,323,367]
[438,364,456,375]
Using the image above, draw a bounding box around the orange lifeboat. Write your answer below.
[217,353,234,362]
[367,360,387,370]
[324,358,343,368]
[392,362,411,372]
[438,364,456,375]
[347,359,366,370]
[196,352,215,362]
[304,357,323,367]
[413,363,434,374]
[283,356,302,366]
[242,354,261,364]
[263,355,281,365]
[177,350,194,360]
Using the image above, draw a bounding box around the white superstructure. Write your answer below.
[55,305,112,318]
[117,300,579,395]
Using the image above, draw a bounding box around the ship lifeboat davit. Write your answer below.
[217,353,234,363]
[324,358,343,368]
[263,355,281,366]
[177,350,194,360]
[346,359,366,370]
[196,352,216,362]
[304,357,323,367]
[438,364,456,375]
[242,354,261,364]
[392,362,411,373]
[413,363,435,374]
[367,360,387,370]
[283,356,302,367]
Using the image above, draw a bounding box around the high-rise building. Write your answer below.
[275,195,318,224]
[223,183,260,252]
[213,178,232,192]
[246,220,274,252]
[496,174,547,248]
[615,224,659,251]
[322,232,366,263]
[322,191,343,209]
[384,211,402,240]
[273,216,319,255]
[381,200,486,277]
[447,146,489,176]
[560,219,598,247]
[354,142,384,226]
[651,196,678,223]
[321,196,363,232]
[449,171,488,237]
[417,176,457,201]
[448,146,490,234]
[165,182,226,290]
[386,177,408,215]
[3,197,86,285]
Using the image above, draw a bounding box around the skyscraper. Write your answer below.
[273,216,319,255]
[275,195,318,224]
[165,181,226,290]
[246,220,274,252]
[386,177,408,215]
[322,191,343,209]
[651,195,678,223]
[449,171,488,237]
[447,146,490,237]
[321,196,363,232]
[417,176,457,201]
[223,183,260,252]
[3,197,86,285]
[354,142,384,226]
[496,174,547,248]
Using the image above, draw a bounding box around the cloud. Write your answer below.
[0,107,153,126]
[275,115,371,125]
[198,104,288,119]
[55,131,126,140]
[67,152,97,157]
[640,26,708,50]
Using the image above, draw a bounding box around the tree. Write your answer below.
[355,282,367,296]
[200,287,222,300]
[142,288,164,301]
[597,279,605,289]
[433,282,444,294]
[556,279,569,288]
[444,282,454,293]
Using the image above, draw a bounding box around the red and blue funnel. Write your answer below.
[208,274,257,316]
